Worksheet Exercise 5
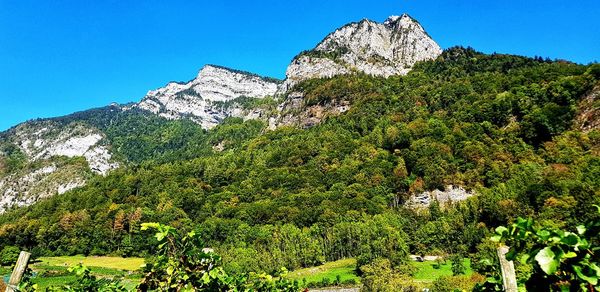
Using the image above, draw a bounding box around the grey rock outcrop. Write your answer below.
[135,65,281,129]
[406,185,475,208]
[282,14,442,90]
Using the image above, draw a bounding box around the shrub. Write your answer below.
[0,246,20,266]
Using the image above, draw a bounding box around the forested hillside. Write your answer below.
[0,47,598,287]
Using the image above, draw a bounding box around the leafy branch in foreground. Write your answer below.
[18,223,301,291]
[489,206,600,291]
[138,222,301,291]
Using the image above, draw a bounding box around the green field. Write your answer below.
[36,256,144,271]
[5,256,472,289]
[288,258,360,285]
[23,256,145,289]
[287,257,473,287]
[412,258,472,282]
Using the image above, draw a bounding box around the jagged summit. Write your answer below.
[135,64,280,129]
[202,64,283,83]
[383,13,415,27]
[283,14,442,89]
[130,14,441,129]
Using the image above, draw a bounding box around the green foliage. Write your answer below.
[360,258,419,292]
[0,143,27,174]
[450,253,466,276]
[137,222,236,291]
[138,222,300,291]
[21,224,300,291]
[490,208,600,291]
[61,264,128,292]
[0,245,21,266]
[431,274,485,292]
[104,112,209,164]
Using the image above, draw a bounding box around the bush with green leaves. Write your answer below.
[18,223,301,291]
[450,253,466,276]
[138,222,301,291]
[0,245,21,266]
[60,264,128,292]
[489,207,600,291]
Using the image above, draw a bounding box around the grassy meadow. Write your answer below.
[24,256,144,289]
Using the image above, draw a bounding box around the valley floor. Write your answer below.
[1,255,474,290]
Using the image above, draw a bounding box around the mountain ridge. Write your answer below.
[3,15,594,213]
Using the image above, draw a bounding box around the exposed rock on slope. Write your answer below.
[133,15,441,129]
[576,84,600,132]
[0,160,89,212]
[274,92,351,129]
[10,121,118,175]
[135,65,281,129]
[282,14,442,90]
[406,185,475,209]
[0,120,118,211]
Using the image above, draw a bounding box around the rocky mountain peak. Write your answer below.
[383,13,414,28]
[135,65,280,128]
[283,14,442,89]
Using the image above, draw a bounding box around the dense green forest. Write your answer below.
[0,47,598,289]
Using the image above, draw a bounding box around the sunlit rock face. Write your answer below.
[282,14,442,90]
[0,121,118,211]
[406,185,475,209]
[136,65,281,129]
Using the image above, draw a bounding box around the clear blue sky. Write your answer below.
[0,0,598,131]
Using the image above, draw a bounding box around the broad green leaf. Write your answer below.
[495,226,508,235]
[561,232,579,246]
[506,248,518,261]
[535,247,559,275]
[155,232,166,241]
[573,265,599,285]
[577,225,586,235]
[141,222,160,231]
[490,235,501,242]
[520,254,531,264]
[563,251,577,258]
[537,229,551,240]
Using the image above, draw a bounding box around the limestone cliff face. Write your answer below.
[135,65,281,129]
[0,120,119,211]
[282,14,442,90]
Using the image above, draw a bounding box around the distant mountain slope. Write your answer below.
[0,48,597,262]
[0,105,124,210]
[0,14,447,210]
